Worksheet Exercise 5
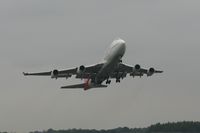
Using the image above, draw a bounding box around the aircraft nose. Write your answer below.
[121,39,125,44]
[120,40,126,49]
[119,40,126,55]
[118,38,125,44]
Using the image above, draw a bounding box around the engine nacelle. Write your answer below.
[132,64,141,73]
[134,64,141,71]
[130,64,141,77]
[77,65,85,74]
[147,67,155,76]
[51,69,59,79]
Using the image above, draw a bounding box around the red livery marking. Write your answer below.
[84,79,90,90]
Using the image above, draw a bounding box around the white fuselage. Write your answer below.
[95,39,126,83]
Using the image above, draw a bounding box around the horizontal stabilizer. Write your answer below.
[61,83,85,89]
[60,83,107,89]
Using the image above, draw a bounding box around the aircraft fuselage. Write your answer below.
[95,39,126,84]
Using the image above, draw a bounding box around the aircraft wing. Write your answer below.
[23,67,77,77]
[23,62,104,79]
[23,71,51,76]
[119,63,163,73]
[112,63,163,77]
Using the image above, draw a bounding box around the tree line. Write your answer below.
[29,121,200,133]
[1,121,200,133]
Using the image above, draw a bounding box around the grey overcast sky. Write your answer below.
[0,0,200,132]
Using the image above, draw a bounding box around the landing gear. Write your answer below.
[116,79,120,83]
[106,79,111,84]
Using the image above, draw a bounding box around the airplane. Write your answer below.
[23,38,163,90]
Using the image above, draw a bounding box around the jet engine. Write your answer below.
[77,65,85,74]
[51,69,59,79]
[132,64,141,73]
[130,64,141,77]
[147,67,155,76]
[133,64,141,72]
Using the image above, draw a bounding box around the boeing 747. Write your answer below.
[23,39,163,90]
